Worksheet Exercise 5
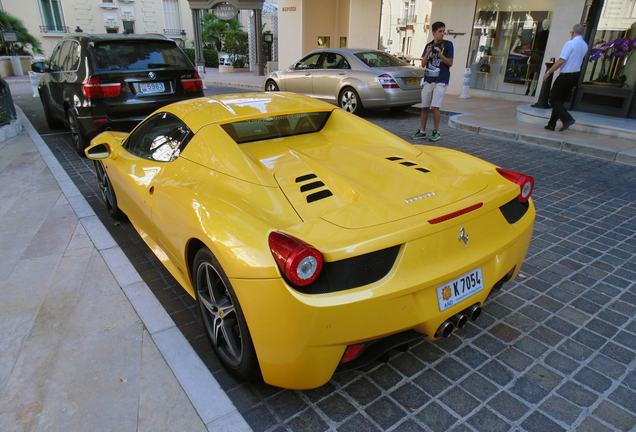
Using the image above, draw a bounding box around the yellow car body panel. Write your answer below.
[86,93,536,389]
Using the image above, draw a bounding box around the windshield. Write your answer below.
[354,52,407,67]
[90,41,193,71]
[221,112,332,144]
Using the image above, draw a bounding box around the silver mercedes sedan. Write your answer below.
[264,48,425,115]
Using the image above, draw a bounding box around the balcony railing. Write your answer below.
[164,29,185,36]
[397,15,417,26]
[40,25,69,33]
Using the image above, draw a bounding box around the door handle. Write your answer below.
[149,186,155,195]
[339,72,346,75]
[305,73,312,76]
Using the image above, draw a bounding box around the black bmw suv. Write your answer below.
[34,33,204,156]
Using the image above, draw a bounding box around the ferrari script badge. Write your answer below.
[458,227,469,248]
[148,72,156,80]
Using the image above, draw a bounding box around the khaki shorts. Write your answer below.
[421,82,447,108]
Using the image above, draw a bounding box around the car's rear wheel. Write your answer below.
[193,247,259,381]
[40,92,64,130]
[339,87,364,115]
[265,80,279,92]
[67,110,88,157]
[94,161,125,220]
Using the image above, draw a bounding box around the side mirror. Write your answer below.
[31,62,46,73]
[290,64,296,70]
[85,143,111,159]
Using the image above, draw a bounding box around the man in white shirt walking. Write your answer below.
[543,23,588,131]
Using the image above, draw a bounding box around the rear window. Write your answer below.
[90,41,193,71]
[221,112,332,144]
[354,52,407,67]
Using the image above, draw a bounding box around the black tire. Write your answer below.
[339,87,364,115]
[193,248,259,381]
[40,92,64,130]
[67,109,89,157]
[265,80,279,92]
[94,161,125,220]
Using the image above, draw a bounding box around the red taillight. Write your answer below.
[428,203,484,225]
[378,74,399,89]
[342,344,366,363]
[82,76,121,98]
[269,232,323,286]
[497,168,534,203]
[181,72,204,92]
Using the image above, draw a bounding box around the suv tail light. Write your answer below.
[82,76,121,98]
[269,231,323,287]
[378,74,399,89]
[181,73,204,92]
[497,168,534,203]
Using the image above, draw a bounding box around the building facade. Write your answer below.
[379,0,432,63]
[2,0,198,56]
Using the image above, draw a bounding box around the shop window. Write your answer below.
[582,0,636,89]
[467,1,553,96]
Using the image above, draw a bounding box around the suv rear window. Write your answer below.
[90,41,193,71]
[221,112,332,144]
[354,52,407,67]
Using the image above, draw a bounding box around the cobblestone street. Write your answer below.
[13,84,636,432]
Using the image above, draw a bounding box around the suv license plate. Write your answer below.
[140,82,165,93]
[405,77,421,85]
[436,267,484,312]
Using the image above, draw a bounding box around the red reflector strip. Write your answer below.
[342,344,366,363]
[428,203,483,225]
[93,119,108,123]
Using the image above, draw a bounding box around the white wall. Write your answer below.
[348,0,381,49]
[277,0,303,68]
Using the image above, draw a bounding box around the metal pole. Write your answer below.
[192,9,205,73]
[531,61,555,109]
[254,8,264,76]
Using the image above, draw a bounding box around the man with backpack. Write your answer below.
[411,21,454,142]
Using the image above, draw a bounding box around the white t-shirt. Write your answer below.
[559,35,588,73]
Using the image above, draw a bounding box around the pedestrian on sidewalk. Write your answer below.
[543,23,588,132]
[411,21,454,142]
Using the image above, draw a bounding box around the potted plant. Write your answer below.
[222,30,249,72]
[588,37,636,87]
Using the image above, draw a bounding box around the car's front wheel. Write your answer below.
[94,161,125,220]
[265,80,279,92]
[339,87,364,115]
[67,110,88,157]
[193,247,259,381]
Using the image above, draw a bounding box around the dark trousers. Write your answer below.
[547,72,580,127]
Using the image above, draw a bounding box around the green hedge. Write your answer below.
[182,48,219,68]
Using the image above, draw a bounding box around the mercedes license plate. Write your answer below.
[436,267,484,312]
[405,77,421,85]
[140,82,165,93]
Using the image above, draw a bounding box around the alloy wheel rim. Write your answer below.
[68,114,79,149]
[197,262,243,366]
[266,82,277,91]
[341,91,357,112]
[96,163,115,210]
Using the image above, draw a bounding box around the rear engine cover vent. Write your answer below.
[400,162,417,167]
[296,173,334,203]
[300,181,325,192]
[307,190,333,203]
[386,157,403,161]
[296,174,317,183]
[416,168,430,173]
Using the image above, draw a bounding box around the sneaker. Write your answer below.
[411,130,427,140]
[430,130,441,142]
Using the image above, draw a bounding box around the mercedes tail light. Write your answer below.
[497,168,534,203]
[378,74,399,89]
[181,73,204,92]
[269,231,323,286]
[81,76,121,98]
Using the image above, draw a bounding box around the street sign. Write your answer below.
[1,31,19,43]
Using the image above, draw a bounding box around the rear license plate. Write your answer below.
[436,267,484,312]
[405,77,421,85]
[140,82,165,93]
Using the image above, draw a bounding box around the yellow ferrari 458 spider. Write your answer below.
[85,93,535,389]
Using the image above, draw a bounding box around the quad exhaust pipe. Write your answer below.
[435,304,482,338]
